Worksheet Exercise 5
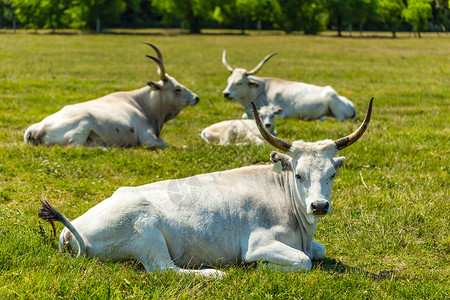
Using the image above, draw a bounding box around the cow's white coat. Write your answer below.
[222,52,356,121]
[24,45,199,148]
[39,139,348,278]
[200,105,282,145]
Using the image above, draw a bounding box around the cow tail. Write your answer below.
[38,197,86,256]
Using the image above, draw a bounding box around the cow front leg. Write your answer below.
[144,138,167,149]
[138,129,168,148]
[311,240,326,261]
[244,241,312,272]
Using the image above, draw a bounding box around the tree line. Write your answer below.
[1,0,449,37]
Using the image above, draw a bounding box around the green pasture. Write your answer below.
[0,33,449,299]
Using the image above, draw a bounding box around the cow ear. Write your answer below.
[333,157,346,169]
[273,105,283,115]
[270,151,292,171]
[147,81,162,90]
[248,78,260,88]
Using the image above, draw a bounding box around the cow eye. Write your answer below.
[236,82,243,86]
[295,174,304,181]
[329,174,336,181]
[174,87,182,93]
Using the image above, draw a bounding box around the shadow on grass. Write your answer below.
[315,257,399,281]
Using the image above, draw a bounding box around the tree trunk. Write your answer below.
[309,10,318,35]
[185,1,201,34]
[239,13,246,35]
[189,25,200,34]
[96,18,101,33]
[188,18,201,34]
[337,15,342,37]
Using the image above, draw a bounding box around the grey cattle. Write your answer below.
[24,43,199,148]
[222,50,356,121]
[38,98,373,277]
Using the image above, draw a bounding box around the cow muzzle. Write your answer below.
[311,200,329,216]
[192,96,200,105]
[223,92,233,100]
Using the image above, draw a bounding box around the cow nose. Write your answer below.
[193,96,200,104]
[223,92,231,99]
[311,201,329,216]
[265,123,271,129]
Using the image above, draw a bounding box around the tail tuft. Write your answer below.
[37,197,86,255]
[38,197,61,222]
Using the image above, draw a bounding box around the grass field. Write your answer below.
[0,32,449,299]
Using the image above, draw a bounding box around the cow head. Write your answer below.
[222,50,277,103]
[256,105,283,136]
[144,42,199,109]
[253,98,373,224]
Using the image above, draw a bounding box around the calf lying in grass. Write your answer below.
[201,105,282,145]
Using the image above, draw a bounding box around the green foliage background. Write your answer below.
[1,0,450,35]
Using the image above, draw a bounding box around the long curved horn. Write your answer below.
[334,97,373,150]
[222,50,234,73]
[246,53,277,75]
[143,42,167,82]
[145,55,168,82]
[143,42,164,63]
[252,101,292,152]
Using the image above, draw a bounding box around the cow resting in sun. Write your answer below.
[38,98,373,278]
[222,50,356,121]
[200,105,283,145]
[24,43,199,148]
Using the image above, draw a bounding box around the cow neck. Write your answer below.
[280,170,317,254]
[243,81,268,116]
[133,87,175,138]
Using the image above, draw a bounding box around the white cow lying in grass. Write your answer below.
[24,43,199,148]
[201,105,282,145]
[222,50,357,121]
[38,98,373,278]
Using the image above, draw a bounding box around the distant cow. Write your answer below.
[39,98,373,278]
[24,43,199,148]
[222,50,356,121]
[201,105,282,145]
